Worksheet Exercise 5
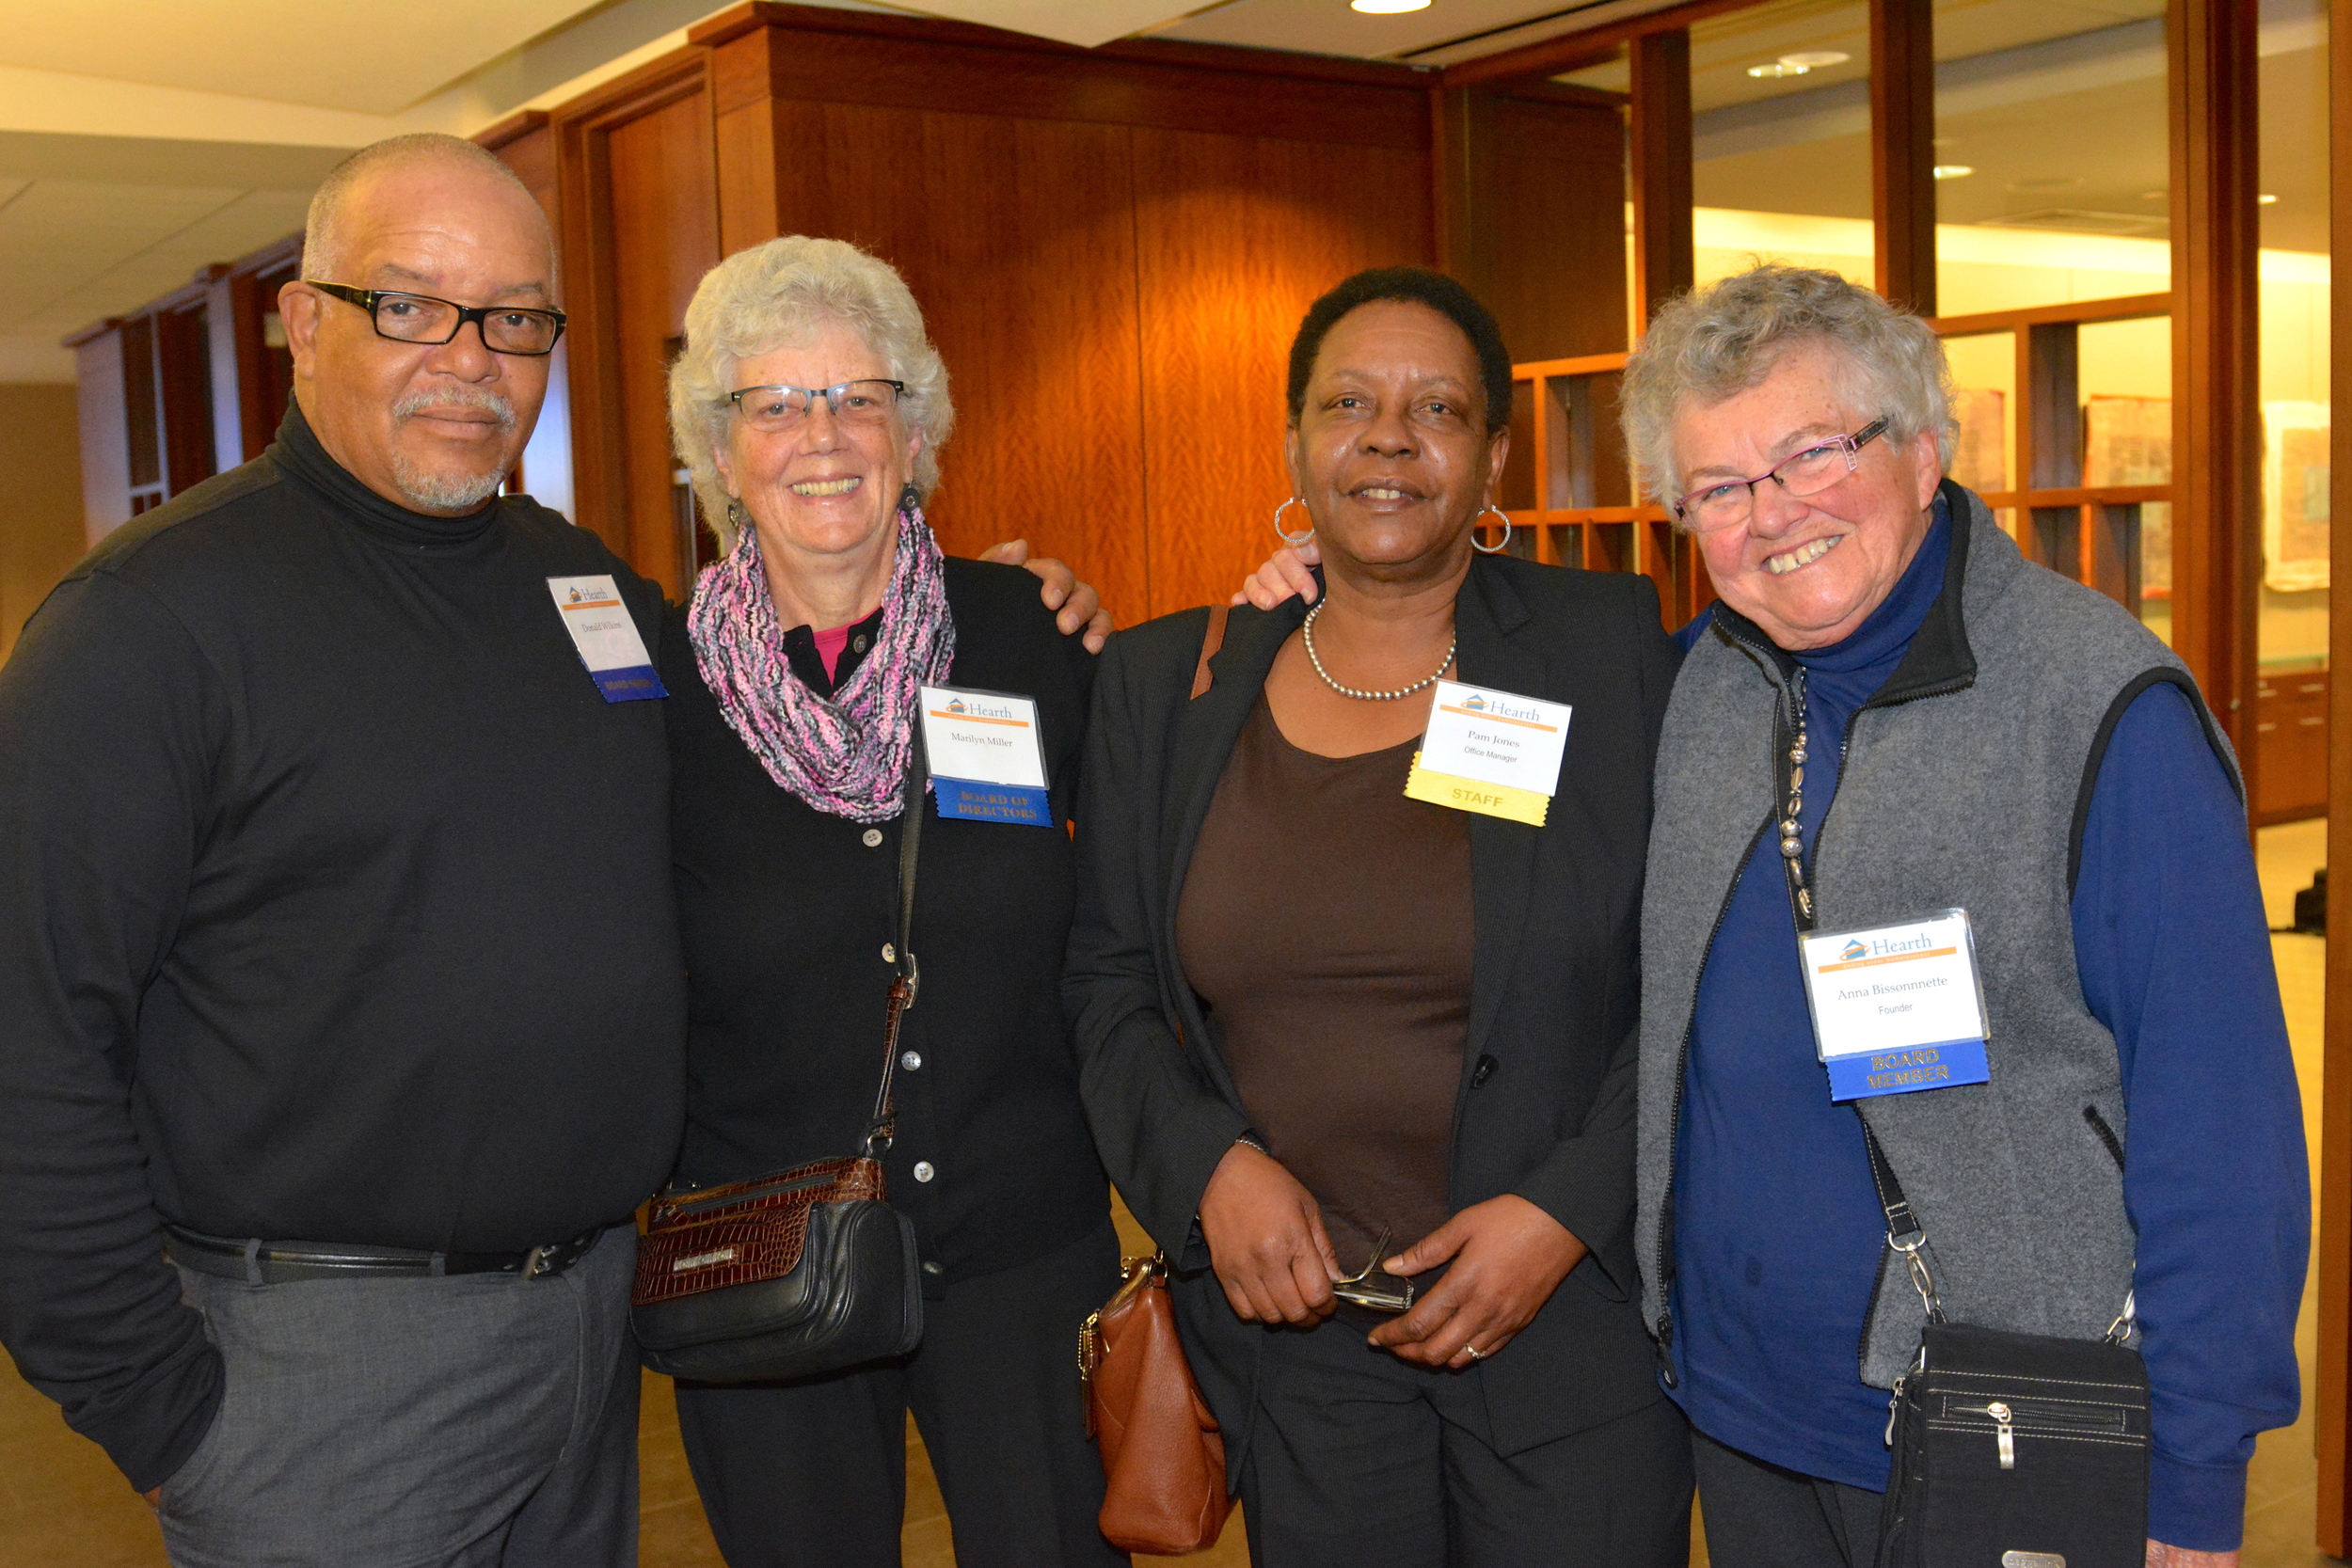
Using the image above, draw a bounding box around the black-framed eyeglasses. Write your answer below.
[305,280,566,356]
[1674,417,1891,531]
[726,381,908,434]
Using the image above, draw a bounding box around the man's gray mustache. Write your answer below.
[393,390,518,434]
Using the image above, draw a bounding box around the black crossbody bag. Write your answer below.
[1863,1122,2151,1568]
[629,757,930,1383]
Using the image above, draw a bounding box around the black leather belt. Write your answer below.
[164,1224,607,1286]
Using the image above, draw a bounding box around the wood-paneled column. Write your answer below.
[697,14,786,256]
[1868,0,1936,314]
[2165,0,2261,783]
[1629,28,1694,325]
[2315,1,2352,1551]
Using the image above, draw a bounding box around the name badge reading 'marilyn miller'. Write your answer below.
[1404,679,1571,826]
[547,576,667,704]
[918,685,1053,826]
[1799,911,1993,1101]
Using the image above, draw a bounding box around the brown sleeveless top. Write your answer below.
[1175,696,1475,1276]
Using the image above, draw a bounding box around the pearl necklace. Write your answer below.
[1300,601,1455,702]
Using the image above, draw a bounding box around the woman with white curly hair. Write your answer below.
[653,235,1126,1568]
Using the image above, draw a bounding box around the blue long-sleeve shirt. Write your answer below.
[1667,509,2308,1551]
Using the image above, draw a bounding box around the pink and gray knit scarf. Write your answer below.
[688,499,957,823]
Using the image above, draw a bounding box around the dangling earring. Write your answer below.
[1273,497,1315,546]
[726,499,750,543]
[1470,504,1513,555]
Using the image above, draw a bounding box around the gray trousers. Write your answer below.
[1692,1429,1885,1568]
[156,1225,639,1568]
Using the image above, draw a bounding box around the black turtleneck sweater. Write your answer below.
[0,407,685,1491]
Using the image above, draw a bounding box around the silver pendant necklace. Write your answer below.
[1300,601,1455,702]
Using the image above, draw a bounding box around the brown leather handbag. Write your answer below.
[630,760,928,1383]
[1081,1253,1231,1555]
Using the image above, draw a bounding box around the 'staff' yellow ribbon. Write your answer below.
[1404,752,1549,826]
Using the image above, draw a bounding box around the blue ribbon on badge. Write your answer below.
[1828,1037,1990,1101]
[932,776,1052,826]
[590,664,669,704]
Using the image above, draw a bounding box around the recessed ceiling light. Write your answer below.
[1748,61,1808,77]
[2139,190,2168,201]
[1780,50,1850,69]
[1350,0,1430,11]
[2257,193,2279,204]
[1932,165,1975,180]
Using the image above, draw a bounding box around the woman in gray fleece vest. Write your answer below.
[1625,264,2306,1568]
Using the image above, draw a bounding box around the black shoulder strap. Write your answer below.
[862,735,927,1158]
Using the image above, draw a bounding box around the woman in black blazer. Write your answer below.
[659,236,1122,1568]
[1065,269,1692,1566]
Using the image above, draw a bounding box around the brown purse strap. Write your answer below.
[862,736,927,1159]
[1189,604,1230,700]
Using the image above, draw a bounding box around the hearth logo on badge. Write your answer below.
[946,698,968,715]
[1461,693,1488,711]
[1842,939,1868,961]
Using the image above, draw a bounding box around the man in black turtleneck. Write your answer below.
[0,132,1109,1567]
[0,135,672,1566]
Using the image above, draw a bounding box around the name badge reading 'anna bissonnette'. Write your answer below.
[1404,679,1571,826]
[1799,911,1992,1101]
[547,576,667,703]
[918,686,1053,826]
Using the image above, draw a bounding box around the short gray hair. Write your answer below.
[303,134,545,281]
[1620,263,1953,517]
[669,236,954,553]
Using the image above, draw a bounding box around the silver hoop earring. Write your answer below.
[1273,496,1314,546]
[1470,505,1513,555]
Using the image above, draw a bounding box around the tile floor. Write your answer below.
[0,819,2335,1567]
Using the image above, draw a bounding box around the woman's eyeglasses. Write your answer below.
[726,381,908,434]
[1674,416,1890,532]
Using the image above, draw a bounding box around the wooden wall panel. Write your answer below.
[1869,0,1937,315]
[759,102,1152,616]
[1630,29,1695,324]
[2316,2,2352,1551]
[1445,92,1629,366]
[1132,128,1436,619]
[605,94,720,596]
[2166,0,2261,780]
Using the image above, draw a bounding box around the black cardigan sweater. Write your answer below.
[661,558,1108,1290]
[1065,554,1681,1462]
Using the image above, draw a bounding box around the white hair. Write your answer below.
[302,133,545,282]
[1621,263,1954,519]
[668,236,954,553]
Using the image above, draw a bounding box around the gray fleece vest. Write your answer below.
[1634,484,2236,1390]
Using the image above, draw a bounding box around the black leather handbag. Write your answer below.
[630,761,929,1383]
[1864,1124,2150,1568]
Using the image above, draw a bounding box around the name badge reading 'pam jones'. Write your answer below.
[919,686,1053,826]
[547,576,667,704]
[1404,679,1570,826]
[1799,911,1992,1101]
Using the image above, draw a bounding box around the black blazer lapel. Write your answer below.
[1158,599,1305,1105]
[1451,560,1547,1085]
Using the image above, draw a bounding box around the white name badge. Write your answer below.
[547,576,666,703]
[1403,678,1570,826]
[919,685,1053,826]
[1799,910,1992,1101]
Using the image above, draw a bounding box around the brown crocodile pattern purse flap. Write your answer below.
[633,1156,886,1306]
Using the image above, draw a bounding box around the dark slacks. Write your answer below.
[157,1224,639,1568]
[675,1219,1127,1568]
[1692,1429,1886,1568]
[1234,1309,1693,1568]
